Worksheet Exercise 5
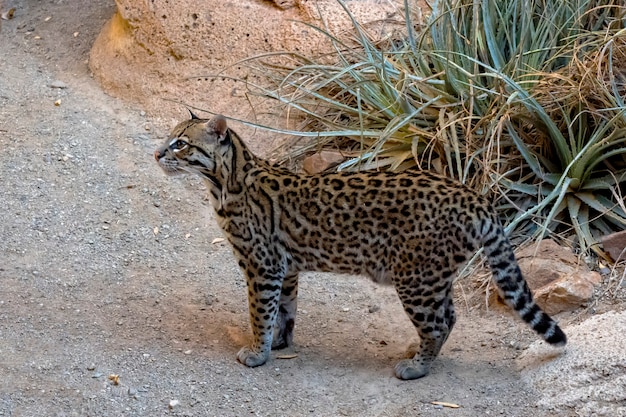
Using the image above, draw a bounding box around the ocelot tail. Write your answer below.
[154,114,566,379]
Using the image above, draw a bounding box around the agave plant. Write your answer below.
[228,0,626,260]
[497,35,626,256]
[423,0,626,228]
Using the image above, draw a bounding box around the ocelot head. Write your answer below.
[154,113,230,179]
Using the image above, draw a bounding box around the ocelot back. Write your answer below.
[154,114,566,379]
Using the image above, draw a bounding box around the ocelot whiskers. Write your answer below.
[154,114,566,379]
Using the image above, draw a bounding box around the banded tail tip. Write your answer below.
[545,325,567,347]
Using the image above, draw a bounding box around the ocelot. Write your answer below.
[154,114,566,379]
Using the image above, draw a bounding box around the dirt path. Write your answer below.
[0,1,579,416]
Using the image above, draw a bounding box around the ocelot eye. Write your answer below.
[169,138,189,151]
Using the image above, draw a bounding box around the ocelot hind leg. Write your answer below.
[272,272,298,350]
[404,296,456,358]
[394,281,455,380]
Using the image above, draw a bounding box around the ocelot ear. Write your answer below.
[188,108,201,120]
[208,115,230,145]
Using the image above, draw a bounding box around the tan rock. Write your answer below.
[532,272,601,315]
[490,239,601,315]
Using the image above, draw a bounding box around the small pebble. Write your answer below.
[169,400,180,409]
[368,305,381,313]
[49,80,67,89]
[205,294,215,306]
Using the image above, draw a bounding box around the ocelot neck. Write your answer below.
[209,128,263,197]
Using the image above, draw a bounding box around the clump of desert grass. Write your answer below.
[202,0,626,261]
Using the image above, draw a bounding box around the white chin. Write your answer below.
[158,164,183,176]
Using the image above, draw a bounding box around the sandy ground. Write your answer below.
[0,1,620,416]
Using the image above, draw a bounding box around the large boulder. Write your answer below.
[518,311,626,416]
[89,0,407,130]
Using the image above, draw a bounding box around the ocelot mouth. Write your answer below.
[156,158,183,175]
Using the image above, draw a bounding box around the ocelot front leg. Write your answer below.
[272,272,298,350]
[237,268,284,367]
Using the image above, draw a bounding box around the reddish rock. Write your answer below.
[600,230,626,262]
[302,151,344,174]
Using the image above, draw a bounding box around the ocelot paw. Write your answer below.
[237,347,269,367]
[272,334,290,350]
[272,320,294,350]
[394,358,431,380]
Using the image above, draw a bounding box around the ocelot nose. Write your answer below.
[154,149,164,161]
